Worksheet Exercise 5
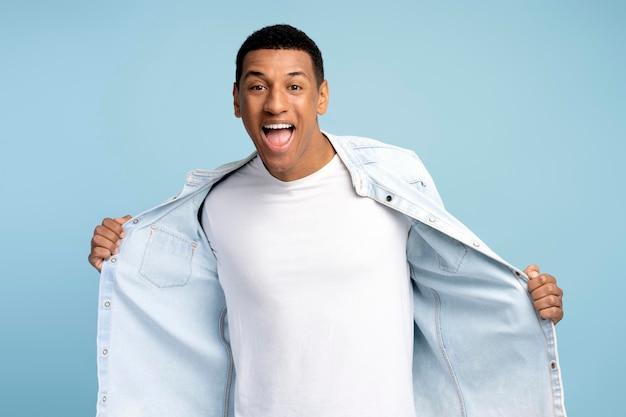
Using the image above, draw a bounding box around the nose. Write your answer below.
[263,88,288,114]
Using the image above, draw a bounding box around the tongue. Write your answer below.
[265,128,292,146]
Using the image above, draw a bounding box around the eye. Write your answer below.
[288,85,302,91]
[250,85,265,91]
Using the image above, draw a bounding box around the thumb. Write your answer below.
[524,264,540,279]
[115,214,132,225]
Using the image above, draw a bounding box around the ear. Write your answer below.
[233,83,242,118]
[316,80,329,115]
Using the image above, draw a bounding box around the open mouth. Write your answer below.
[262,123,295,149]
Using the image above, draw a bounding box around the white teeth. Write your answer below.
[264,123,293,130]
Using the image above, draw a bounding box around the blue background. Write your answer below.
[1,1,623,415]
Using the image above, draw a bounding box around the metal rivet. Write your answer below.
[104,301,111,308]
[102,396,107,403]
[132,218,139,224]
[110,257,117,263]
[103,349,108,356]
[550,361,557,370]
[429,216,436,222]
[386,195,392,202]
[514,271,521,277]
[472,242,480,247]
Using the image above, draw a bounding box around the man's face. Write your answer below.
[233,49,332,182]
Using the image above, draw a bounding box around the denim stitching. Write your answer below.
[432,288,467,417]
[219,307,234,417]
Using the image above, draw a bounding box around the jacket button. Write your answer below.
[386,195,392,202]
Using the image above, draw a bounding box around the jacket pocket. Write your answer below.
[139,225,198,288]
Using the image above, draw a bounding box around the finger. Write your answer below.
[107,215,132,238]
[537,306,564,324]
[99,216,129,239]
[93,225,123,249]
[533,290,563,325]
[89,246,115,262]
[91,234,120,255]
[87,255,103,273]
[533,294,563,311]
[116,215,132,223]
[530,280,562,309]
[101,217,126,237]
[530,280,562,299]
[88,246,114,272]
[528,273,557,292]
[524,264,540,279]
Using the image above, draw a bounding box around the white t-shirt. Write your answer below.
[202,155,415,417]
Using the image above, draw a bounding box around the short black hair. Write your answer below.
[235,24,324,87]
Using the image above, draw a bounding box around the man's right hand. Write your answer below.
[88,215,132,272]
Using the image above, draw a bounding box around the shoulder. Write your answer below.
[324,132,444,207]
[326,132,429,178]
[327,133,415,155]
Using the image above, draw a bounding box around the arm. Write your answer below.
[88,215,132,272]
[524,264,564,324]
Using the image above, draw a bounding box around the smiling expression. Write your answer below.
[233,49,334,182]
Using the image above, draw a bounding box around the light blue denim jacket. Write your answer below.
[96,133,566,417]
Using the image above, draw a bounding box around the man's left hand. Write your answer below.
[525,264,564,325]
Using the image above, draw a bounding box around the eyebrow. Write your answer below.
[243,70,310,80]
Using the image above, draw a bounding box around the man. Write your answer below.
[88,25,565,417]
